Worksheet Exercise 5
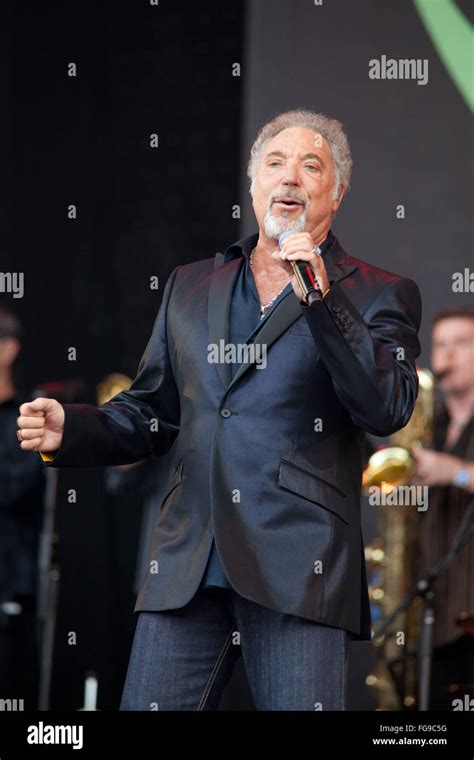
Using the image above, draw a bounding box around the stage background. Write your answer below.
[240,0,473,363]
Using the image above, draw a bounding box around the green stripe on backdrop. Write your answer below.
[413,0,474,111]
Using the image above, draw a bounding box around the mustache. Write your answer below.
[270,192,307,207]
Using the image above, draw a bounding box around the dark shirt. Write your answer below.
[201,229,334,589]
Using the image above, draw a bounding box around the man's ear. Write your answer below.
[332,183,345,212]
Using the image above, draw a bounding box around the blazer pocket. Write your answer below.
[278,458,348,524]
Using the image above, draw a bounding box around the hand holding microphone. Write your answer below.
[272,230,330,305]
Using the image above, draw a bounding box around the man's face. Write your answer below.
[251,127,344,240]
[432,317,474,395]
[0,337,20,370]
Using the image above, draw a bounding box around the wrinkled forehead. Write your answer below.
[262,127,332,160]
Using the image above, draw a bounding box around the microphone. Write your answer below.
[278,230,322,305]
[433,368,451,381]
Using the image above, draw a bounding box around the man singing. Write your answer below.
[16,109,421,710]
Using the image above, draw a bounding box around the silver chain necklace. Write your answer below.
[249,247,291,319]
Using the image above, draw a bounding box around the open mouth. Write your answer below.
[273,198,304,209]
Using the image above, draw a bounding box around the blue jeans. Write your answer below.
[120,587,351,711]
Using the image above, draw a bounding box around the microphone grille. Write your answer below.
[277,229,294,248]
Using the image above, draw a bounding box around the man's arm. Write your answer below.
[301,277,422,436]
[412,447,474,492]
[38,266,182,467]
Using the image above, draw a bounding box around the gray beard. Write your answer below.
[263,205,308,241]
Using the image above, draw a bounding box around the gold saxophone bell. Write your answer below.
[363,368,434,489]
[96,373,133,406]
[363,368,435,710]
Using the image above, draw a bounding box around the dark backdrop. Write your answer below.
[241,0,473,365]
[2,0,247,710]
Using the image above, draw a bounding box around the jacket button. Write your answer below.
[220,408,232,418]
[332,305,340,313]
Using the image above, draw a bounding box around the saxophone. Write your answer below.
[96,373,133,405]
[363,369,434,710]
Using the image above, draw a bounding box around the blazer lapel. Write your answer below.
[207,253,242,388]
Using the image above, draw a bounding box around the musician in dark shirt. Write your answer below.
[414,308,474,708]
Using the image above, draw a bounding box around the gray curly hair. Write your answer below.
[247,109,352,201]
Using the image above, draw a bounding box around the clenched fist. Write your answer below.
[16,397,65,452]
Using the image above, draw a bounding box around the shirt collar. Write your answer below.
[224,230,334,263]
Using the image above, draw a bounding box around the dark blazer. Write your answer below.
[43,234,422,640]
